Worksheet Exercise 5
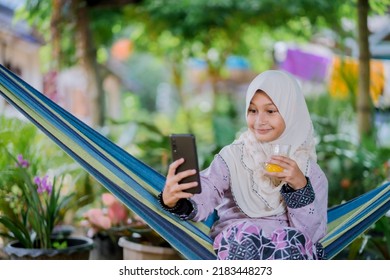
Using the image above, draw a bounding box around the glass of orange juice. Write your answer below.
[264,144,291,172]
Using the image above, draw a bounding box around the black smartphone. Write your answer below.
[169,134,202,194]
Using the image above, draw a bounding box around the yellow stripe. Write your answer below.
[321,185,389,248]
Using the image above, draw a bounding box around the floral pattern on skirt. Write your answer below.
[213,221,326,260]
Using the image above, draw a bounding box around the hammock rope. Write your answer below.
[1,64,389,260]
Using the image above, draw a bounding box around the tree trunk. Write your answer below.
[170,58,193,133]
[50,0,62,69]
[206,60,218,112]
[357,0,372,140]
[73,0,105,127]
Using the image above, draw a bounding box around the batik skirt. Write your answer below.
[213,221,326,260]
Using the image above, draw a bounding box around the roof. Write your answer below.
[0,0,24,10]
[0,1,44,45]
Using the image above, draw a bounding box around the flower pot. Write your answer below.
[51,225,75,238]
[90,232,123,260]
[3,236,94,260]
[118,237,181,260]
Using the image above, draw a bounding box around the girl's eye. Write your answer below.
[267,109,278,114]
[248,108,257,114]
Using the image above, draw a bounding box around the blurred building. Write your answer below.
[0,0,44,117]
[0,0,44,89]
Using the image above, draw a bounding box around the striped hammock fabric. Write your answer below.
[1,64,389,260]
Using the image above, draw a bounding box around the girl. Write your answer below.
[159,70,328,260]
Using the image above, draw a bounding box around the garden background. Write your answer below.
[0,0,390,260]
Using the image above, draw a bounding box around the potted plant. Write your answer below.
[0,154,93,260]
[80,192,136,260]
[81,192,181,260]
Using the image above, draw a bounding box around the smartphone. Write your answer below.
[169,134,202,194]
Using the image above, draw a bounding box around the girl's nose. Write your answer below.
[255,112,266,126]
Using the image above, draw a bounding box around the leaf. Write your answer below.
[52,240,68,249]
[0,216,33,248]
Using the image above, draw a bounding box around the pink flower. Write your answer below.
[108,201,128,225]
[82,193,130,236]
[102,193,116,206]
[83,208,112,230]
[102,193,128,225]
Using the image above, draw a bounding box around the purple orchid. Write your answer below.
[34,175,53,195]
[16,154,30,168]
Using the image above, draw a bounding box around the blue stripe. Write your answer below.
[327,182,390,223]
[325,200,390,259]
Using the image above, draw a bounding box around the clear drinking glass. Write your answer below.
[264,144,291,172]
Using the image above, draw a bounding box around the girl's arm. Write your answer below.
[281,162,328,243]
[190,155,230,221]
[159,155,230,221]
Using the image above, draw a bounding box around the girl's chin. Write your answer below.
[253,133,273,143]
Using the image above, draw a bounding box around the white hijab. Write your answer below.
[221,70,317,217]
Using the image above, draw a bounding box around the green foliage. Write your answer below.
[130,0,345,39]
[90,9,129,46]
[0,153,78,249]
[307,93,390,260]
[124,53,170,111]
[15,0,53,30]
[17,0,360,85]
[308,94,390,206]
[0,116,96,248]
[0,117,38,167]
[369,0,390,14]
[1,115,95,196]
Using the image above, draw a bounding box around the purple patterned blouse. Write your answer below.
[189,154,328,244]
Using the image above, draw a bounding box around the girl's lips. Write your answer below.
[255,128,272,134]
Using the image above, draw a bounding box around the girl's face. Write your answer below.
[246,91,286,142]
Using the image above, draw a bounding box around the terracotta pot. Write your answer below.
[3,236,94,260]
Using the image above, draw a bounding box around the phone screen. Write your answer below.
[169,134,201,194]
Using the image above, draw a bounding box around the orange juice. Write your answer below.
[265,163,284,172]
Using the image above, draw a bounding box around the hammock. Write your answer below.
[0,64,389,260]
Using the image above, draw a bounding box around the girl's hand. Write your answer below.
[162,158,198,208]
[264,155,307,190]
